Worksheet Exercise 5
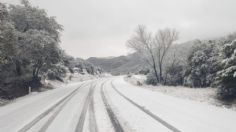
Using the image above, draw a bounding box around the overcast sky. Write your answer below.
[2,0,236,59]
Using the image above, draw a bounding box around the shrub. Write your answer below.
[184,40,221,88]
[47,65,67,82]
[146,72,158,85]
[165,64,184,86]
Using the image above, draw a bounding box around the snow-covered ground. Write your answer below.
[1,76,236,132]
[0,80,86,131]
[124,74,146,86]
[0,73,98,106]
[113,76,236,132]
[69,73,99,82]
[104,80,172,132]
[92,80,114,132]
[125,75,236,110]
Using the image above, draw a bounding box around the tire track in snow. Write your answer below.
[18,82,89,132]
[111,81,181,132]
[89,89,98,132]
[75,83,96,132]
[101,81,124,132]
[38,82,90,132]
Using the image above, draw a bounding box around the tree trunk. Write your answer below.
[33,67,36,78]
[153,64,159,84]
[159,63,163,84]
[13,59,22,76]
[150,53,159,84]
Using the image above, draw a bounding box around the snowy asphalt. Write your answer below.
[0,77,236,132]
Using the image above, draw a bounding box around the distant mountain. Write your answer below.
[87,41,196,75]
[87,53,147,75]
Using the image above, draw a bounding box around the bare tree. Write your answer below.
[127,25,159,83]
[127,25,179,84]
[154,28,179,83]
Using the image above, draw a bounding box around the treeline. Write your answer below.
[0,0,63,98]
[183,35,236,100]
[128,25,236,101]
[64,56,102,75]
[0,1,100,99]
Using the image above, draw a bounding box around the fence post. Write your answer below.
[28,86,31,94]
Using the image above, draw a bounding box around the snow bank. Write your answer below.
[124,74,146,86]
[124,76,236,110]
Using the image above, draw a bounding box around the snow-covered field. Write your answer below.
[125,75,236,110]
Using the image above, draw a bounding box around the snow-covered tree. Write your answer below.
[0,2,19,79]
[9,0,62,40]
[184,40,221,87]
[127,25,179,84]
[8,0,63,81]
[216,40,236,100]
[0,3,17,65]
[0,2,29,98]
[20,30,62,78]
[0,1,65,98]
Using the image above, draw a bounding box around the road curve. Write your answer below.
[1,77,236,132]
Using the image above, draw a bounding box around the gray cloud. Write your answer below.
[3,0,236,58]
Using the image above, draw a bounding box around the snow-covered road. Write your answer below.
[0,76,236,132]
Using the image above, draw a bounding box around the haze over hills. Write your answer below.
[87,41,196,75]
[87,53,147,75]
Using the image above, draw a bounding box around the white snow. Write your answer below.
[0,80,87,132]
[103,80,172,132]
[70,73,98,82]
[112,76,236,132]
[133,75,147,80]
[93,80,115,132]
[143,86,219,106]
[124,75,146,86]
[1,76,236,132]
[45,83,91,132]
[125,75,235,109]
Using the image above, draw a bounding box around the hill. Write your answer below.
[87,41,196,75]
